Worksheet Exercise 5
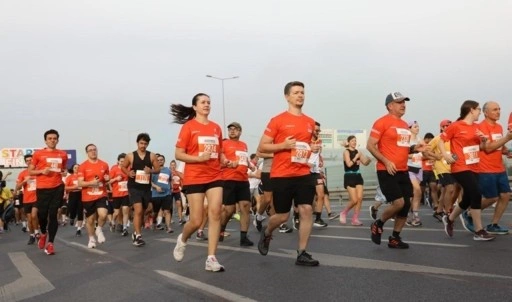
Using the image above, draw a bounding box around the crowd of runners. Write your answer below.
[1,82,512,273]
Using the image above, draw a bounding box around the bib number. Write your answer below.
[235,151,249,166]
[135,170,150,184]
[47,157,63,172]
[396,128,411,147]
[291,142,311,164]
[463,145,480,165]
[118,181,128,192]
[157,173,169,184]
[198,136,219,159]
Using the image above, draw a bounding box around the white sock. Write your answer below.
[22,221,27,227]
[157,216,163,225]
[257,214,264,221]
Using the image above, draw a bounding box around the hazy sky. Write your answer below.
[1,0,511,167]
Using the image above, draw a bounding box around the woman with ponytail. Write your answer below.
[171,93,226,272]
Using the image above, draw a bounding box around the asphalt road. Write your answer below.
[1,201,512,302]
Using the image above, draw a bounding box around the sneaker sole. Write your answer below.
[486,231,508,235]
[205,266,225,272]
[473,236,496,241]
[295,261,320,266]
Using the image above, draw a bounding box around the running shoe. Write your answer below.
[173,233,187,261]
[205,256,225,272]
[369,206,378,221]
[38,233,47,250]
[279,224,292,233]
[313,218,328,228]
[295,250,319,266]
[460,210,475,233]
[95,227,106,244]
[44,242,55,255]
[257,227,272,256]
[370,221,383,245]
[388,236,409,249]
[473,229,496,241]
[328,212,340,220]
[442,215,454,237]
[485,224,509,235]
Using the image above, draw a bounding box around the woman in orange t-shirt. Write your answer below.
[170,93,226,272]
[439,100,494,241]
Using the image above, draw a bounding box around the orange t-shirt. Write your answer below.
[65,173,81,192]
[171,171,182,193]
[176,119,223,186]
[17,169,37,203]
[370,114,410,171]
[477,120,505,173]
[31,148,68,189]
[222,139,250,181]
[264,111,315,178]
[110,164,128,198]
[440,120,481,173]
[421,158,434,172]
[78,159,110,202]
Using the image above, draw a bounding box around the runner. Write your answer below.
[16,154,40,244]
[310,121,328,228]
[170,160,184,226]
[219,121,254,246]
[150,154,173,233]
[440,100,495,241]
[121,133,160,247]
[171,93,225,272]
[257,81,320,266]
[65,164,84,236]
[28,129,68,255]
[77,144,110,248]
[109,153,130,236]
[367,92,426,249]
[406,120,424,227]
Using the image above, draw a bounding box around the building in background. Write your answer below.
[319,129,367,163]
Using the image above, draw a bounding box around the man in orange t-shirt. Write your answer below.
[16,154,40,245]
[475,101,512,234]
[109,153,130,236]
[367,92,426,249]
[257,81,320,266]
[78,143,110,249]
[28,129,68,255]
[220,121,255,247]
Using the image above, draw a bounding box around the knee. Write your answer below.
[397,198,410,217]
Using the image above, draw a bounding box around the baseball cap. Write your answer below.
[227,122,242,130]
[385,92,410,105]
[439,119,451,128]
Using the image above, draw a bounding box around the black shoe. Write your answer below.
[255,218,263,232]
[293,218,300,230]
[219,231,225,242]
[195,231,208,241]
[27,236,36,245]
[432,212,444,222]
[156,224,165,230]
[133,235,145,247]
[328,212,340,221]
[76,229,82,237]
[279,224,292,233]
[240,237,254,247]
[121,229,128,237]
[258,227,272,256]
[370,221,383,245]
[369,206,378,221]
[388,236,409,249]
[21,226,27,233]
[69,219,75,226]
[313,218,328,228]
[295,250,319,266]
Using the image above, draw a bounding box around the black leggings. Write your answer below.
[452,171,481,210]
[68,191,83,221]
[36,185,64,243]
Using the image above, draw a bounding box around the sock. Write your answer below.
[392,231,400,238]
[297,249,305,255]
[376,219,384,227]
[413,211,419,218]
[315,212,321,220]
[492,223,498,227]
[294,212,299,220]
[22,221,27,227]
[240,231,247,239]
[221,225,226,232]
[89,236,95,241]
[256,214,264,221]
[208,255,216,260]
[156,216,163,225]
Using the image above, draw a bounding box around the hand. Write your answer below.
[116,175,122,181]
[383,159,397,175]
[143,166,151,174]
[128,170,136,178]
[414,143,429,152]
[155,185,162,192]
[282,136,296,150]
[199,152,212,162]
[443,153,455,164]
[42,167,51,175]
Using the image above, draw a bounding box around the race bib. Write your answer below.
[198,136,219,159]
[235,151,249,166]
[396,128,411,147]
[46,157,63,172]
[463,145,480,165]
[88,184,104,196]
[157,173,169,184]
[27,179,37,191]
[291,142,312,164]
[411,153,422,164]
[15,199,20,206]
[118,181,128,192]
[135,170,150,184]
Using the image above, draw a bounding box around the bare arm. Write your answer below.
[175,147,209,163]
[482,131,512,153]
[258,134,293,154]
[437,138,455,164]
[121,153,135,178]
[256,151,274,159]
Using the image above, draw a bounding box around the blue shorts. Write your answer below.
[479,172,511,199]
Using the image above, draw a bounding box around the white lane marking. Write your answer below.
[155,270,257,302]
[67,242,108,255]
[159,238,512,280]
[311,234,470,247]
[326,225,471,232]
[0,252,55,301]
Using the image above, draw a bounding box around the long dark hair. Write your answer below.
[170,93,209,124]
[457,100,479,121]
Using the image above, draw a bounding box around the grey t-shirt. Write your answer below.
[262,158,273,173]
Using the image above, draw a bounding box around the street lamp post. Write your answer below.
[206,75,239,132]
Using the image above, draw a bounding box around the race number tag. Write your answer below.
[463,145,480,165]
[235,151,249,166]
[157,173,169,184]
[411,153,423,164]
[27,179,37,191]
[46,157,63,172]
[88,184,104,196]
[198,136,219,159]
[396,128,411,147]
[118,181,128,192]
[135,170,150,184]
[291,142,311,164]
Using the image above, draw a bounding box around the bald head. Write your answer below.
[483,101,500,122]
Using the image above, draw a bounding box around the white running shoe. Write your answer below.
[205,256,225,272]
[173,233,187,262]
[88,239,97,249]
[96,227,106,244]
